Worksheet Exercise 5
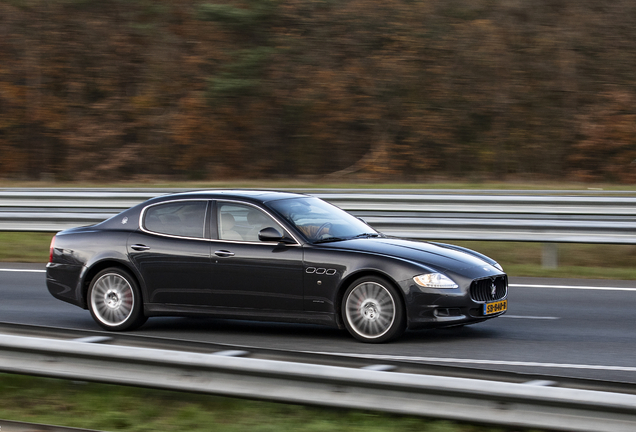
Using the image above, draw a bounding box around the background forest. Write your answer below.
[1,0,635,183]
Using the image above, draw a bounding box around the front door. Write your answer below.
[210,201,304,311]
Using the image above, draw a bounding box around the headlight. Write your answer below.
[413,273,458,289]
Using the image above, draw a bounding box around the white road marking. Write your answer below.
[1,268,634,290]
[312,352,636,372]
[0,269,46,273]
[0,268,631,373]
[510,283,636,291]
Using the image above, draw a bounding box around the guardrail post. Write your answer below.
[542,243,558,269]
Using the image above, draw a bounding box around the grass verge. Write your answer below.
[450,241,636,280]
[0,232,53,262]
[0,374,540,432]
[3,232,635,279]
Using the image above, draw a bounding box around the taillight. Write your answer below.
[49,236,56,263]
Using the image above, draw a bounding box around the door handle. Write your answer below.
[131,244,150,251]
[214,250,235,257]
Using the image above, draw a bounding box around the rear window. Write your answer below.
[143,201,207,239]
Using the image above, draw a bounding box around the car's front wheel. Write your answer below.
[342,276,405,343]
[88,268,147,331]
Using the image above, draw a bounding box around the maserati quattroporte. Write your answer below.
[46,190,508,342]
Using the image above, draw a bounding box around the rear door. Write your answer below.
[128,199,212,306]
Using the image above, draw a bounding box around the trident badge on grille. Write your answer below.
[491,282,497,299]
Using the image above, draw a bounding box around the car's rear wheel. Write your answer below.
[342,276,405,343]
[88,268,146,331]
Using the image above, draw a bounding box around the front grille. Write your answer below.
[470,276,507,302]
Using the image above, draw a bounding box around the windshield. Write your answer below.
[266,197,380,243]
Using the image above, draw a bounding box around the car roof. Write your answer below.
[151,189,309,205]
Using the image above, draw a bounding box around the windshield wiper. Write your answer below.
[313,236,348,244]
[353,233,383,239]
[314,233,382,244]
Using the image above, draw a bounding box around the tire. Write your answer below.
[88,267,147,331]
[342,276,405,343]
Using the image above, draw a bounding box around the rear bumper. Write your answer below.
[46,262,85,308]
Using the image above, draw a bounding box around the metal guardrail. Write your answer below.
[3,188,636,244]
[4,320,634,396]
[1,333,635,432]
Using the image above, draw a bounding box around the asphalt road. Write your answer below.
[2,263,636,384]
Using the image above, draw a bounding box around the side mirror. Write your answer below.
[258,227,284,242]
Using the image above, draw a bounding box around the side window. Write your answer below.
[144,201,207,239]
[218,203,284,242]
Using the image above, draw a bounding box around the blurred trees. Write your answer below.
[1,0,635,182]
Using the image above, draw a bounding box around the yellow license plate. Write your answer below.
[484,299,507,315]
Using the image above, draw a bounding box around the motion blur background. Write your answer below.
[0,0,634,183]
[3,4,636,431]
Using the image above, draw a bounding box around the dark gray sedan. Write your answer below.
[46,190,507,343]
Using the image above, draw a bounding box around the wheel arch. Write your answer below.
[80,260,142,309]
[334,269,408,329]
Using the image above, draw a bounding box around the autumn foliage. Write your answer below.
[1,0,635,182]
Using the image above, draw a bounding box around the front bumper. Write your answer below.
[402,277,508,330]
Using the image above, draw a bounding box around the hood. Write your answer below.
[319,237,501,274]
